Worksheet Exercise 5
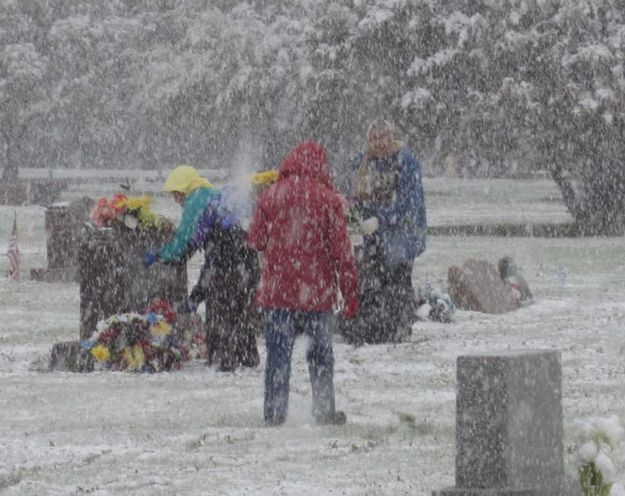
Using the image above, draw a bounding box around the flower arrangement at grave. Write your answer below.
[576,415,625,496]
[89,193,171,231]
[82,298,188,372]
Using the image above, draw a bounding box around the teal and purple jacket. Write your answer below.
[159,186,237,263]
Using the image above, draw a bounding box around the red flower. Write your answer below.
[98,328,119,344]
[148,298,176,324]
[90,198,118,227]
[89,194,131,227]
[140,340,157,360]
[111,194,128,213]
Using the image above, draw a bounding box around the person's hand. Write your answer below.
[341,298,358,319]
[143,251,158,268]
[360,216,379,235]
[185,300,198,314]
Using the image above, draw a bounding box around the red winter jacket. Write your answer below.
[247,142,359,318]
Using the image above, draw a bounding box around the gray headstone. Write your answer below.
[49,340,93,372]
[46,199,93,270]
[31,198,94,282]
[78,227,187,339]
[434,350,564,496]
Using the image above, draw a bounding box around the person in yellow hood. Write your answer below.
[145,165,260,372]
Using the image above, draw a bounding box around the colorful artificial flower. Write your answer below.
[90,198,118,227]
[89,194,165,230]
[149,320,172,337]
[124,195,151,211]
[149,298,176,324]
[122,344,146,371]
[140,340,156,360]
[87,301,190,373]
[91,345,111,363]
[110,193,129,213]
[137,208,161,229]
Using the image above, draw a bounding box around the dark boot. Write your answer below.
[205,326,219,366]
[315,410,347,425]
[236,326,260,368]
[386,263,416,342]
[265,412,286,427]
[216,333,238,372]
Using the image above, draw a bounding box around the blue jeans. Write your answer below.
[263,309,336,423]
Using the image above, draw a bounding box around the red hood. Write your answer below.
[279,142,333,187]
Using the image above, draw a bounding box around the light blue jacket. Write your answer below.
[351,146,427,265]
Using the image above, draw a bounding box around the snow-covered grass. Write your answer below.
[424,177,572,226]
[1,178,624,495]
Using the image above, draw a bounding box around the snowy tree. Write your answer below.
[401,0,625,231]
[527,0,625,233]
[46,8,149,169]
[0,3,50,182]
[0,43,49,182]
[302,3,361,173]
[1,0,624,232]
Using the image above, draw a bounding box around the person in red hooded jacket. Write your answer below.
[247,142,358,426]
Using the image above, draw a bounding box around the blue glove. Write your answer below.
[185,300,198,314]
[143,251,158,268]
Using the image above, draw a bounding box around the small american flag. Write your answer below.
[6,212,20,280]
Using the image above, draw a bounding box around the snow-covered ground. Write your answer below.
[1,178,624,495]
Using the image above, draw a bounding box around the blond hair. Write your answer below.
[355,118,403,199]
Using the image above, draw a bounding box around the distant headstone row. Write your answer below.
[0,179,68,206]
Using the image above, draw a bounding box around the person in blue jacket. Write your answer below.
[144,165,260,371]
[342,118,427,344]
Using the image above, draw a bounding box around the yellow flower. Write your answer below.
[122,345,145,371]
[138,208,160,229]
[150,321,172,337]
[91,345,111,363]
[249,170,279,186]
[126,196,152,211]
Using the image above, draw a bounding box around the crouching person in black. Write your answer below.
[189,221,260,371]
[144,165,260,371]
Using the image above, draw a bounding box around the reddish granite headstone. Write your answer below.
[448,259,520,314]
